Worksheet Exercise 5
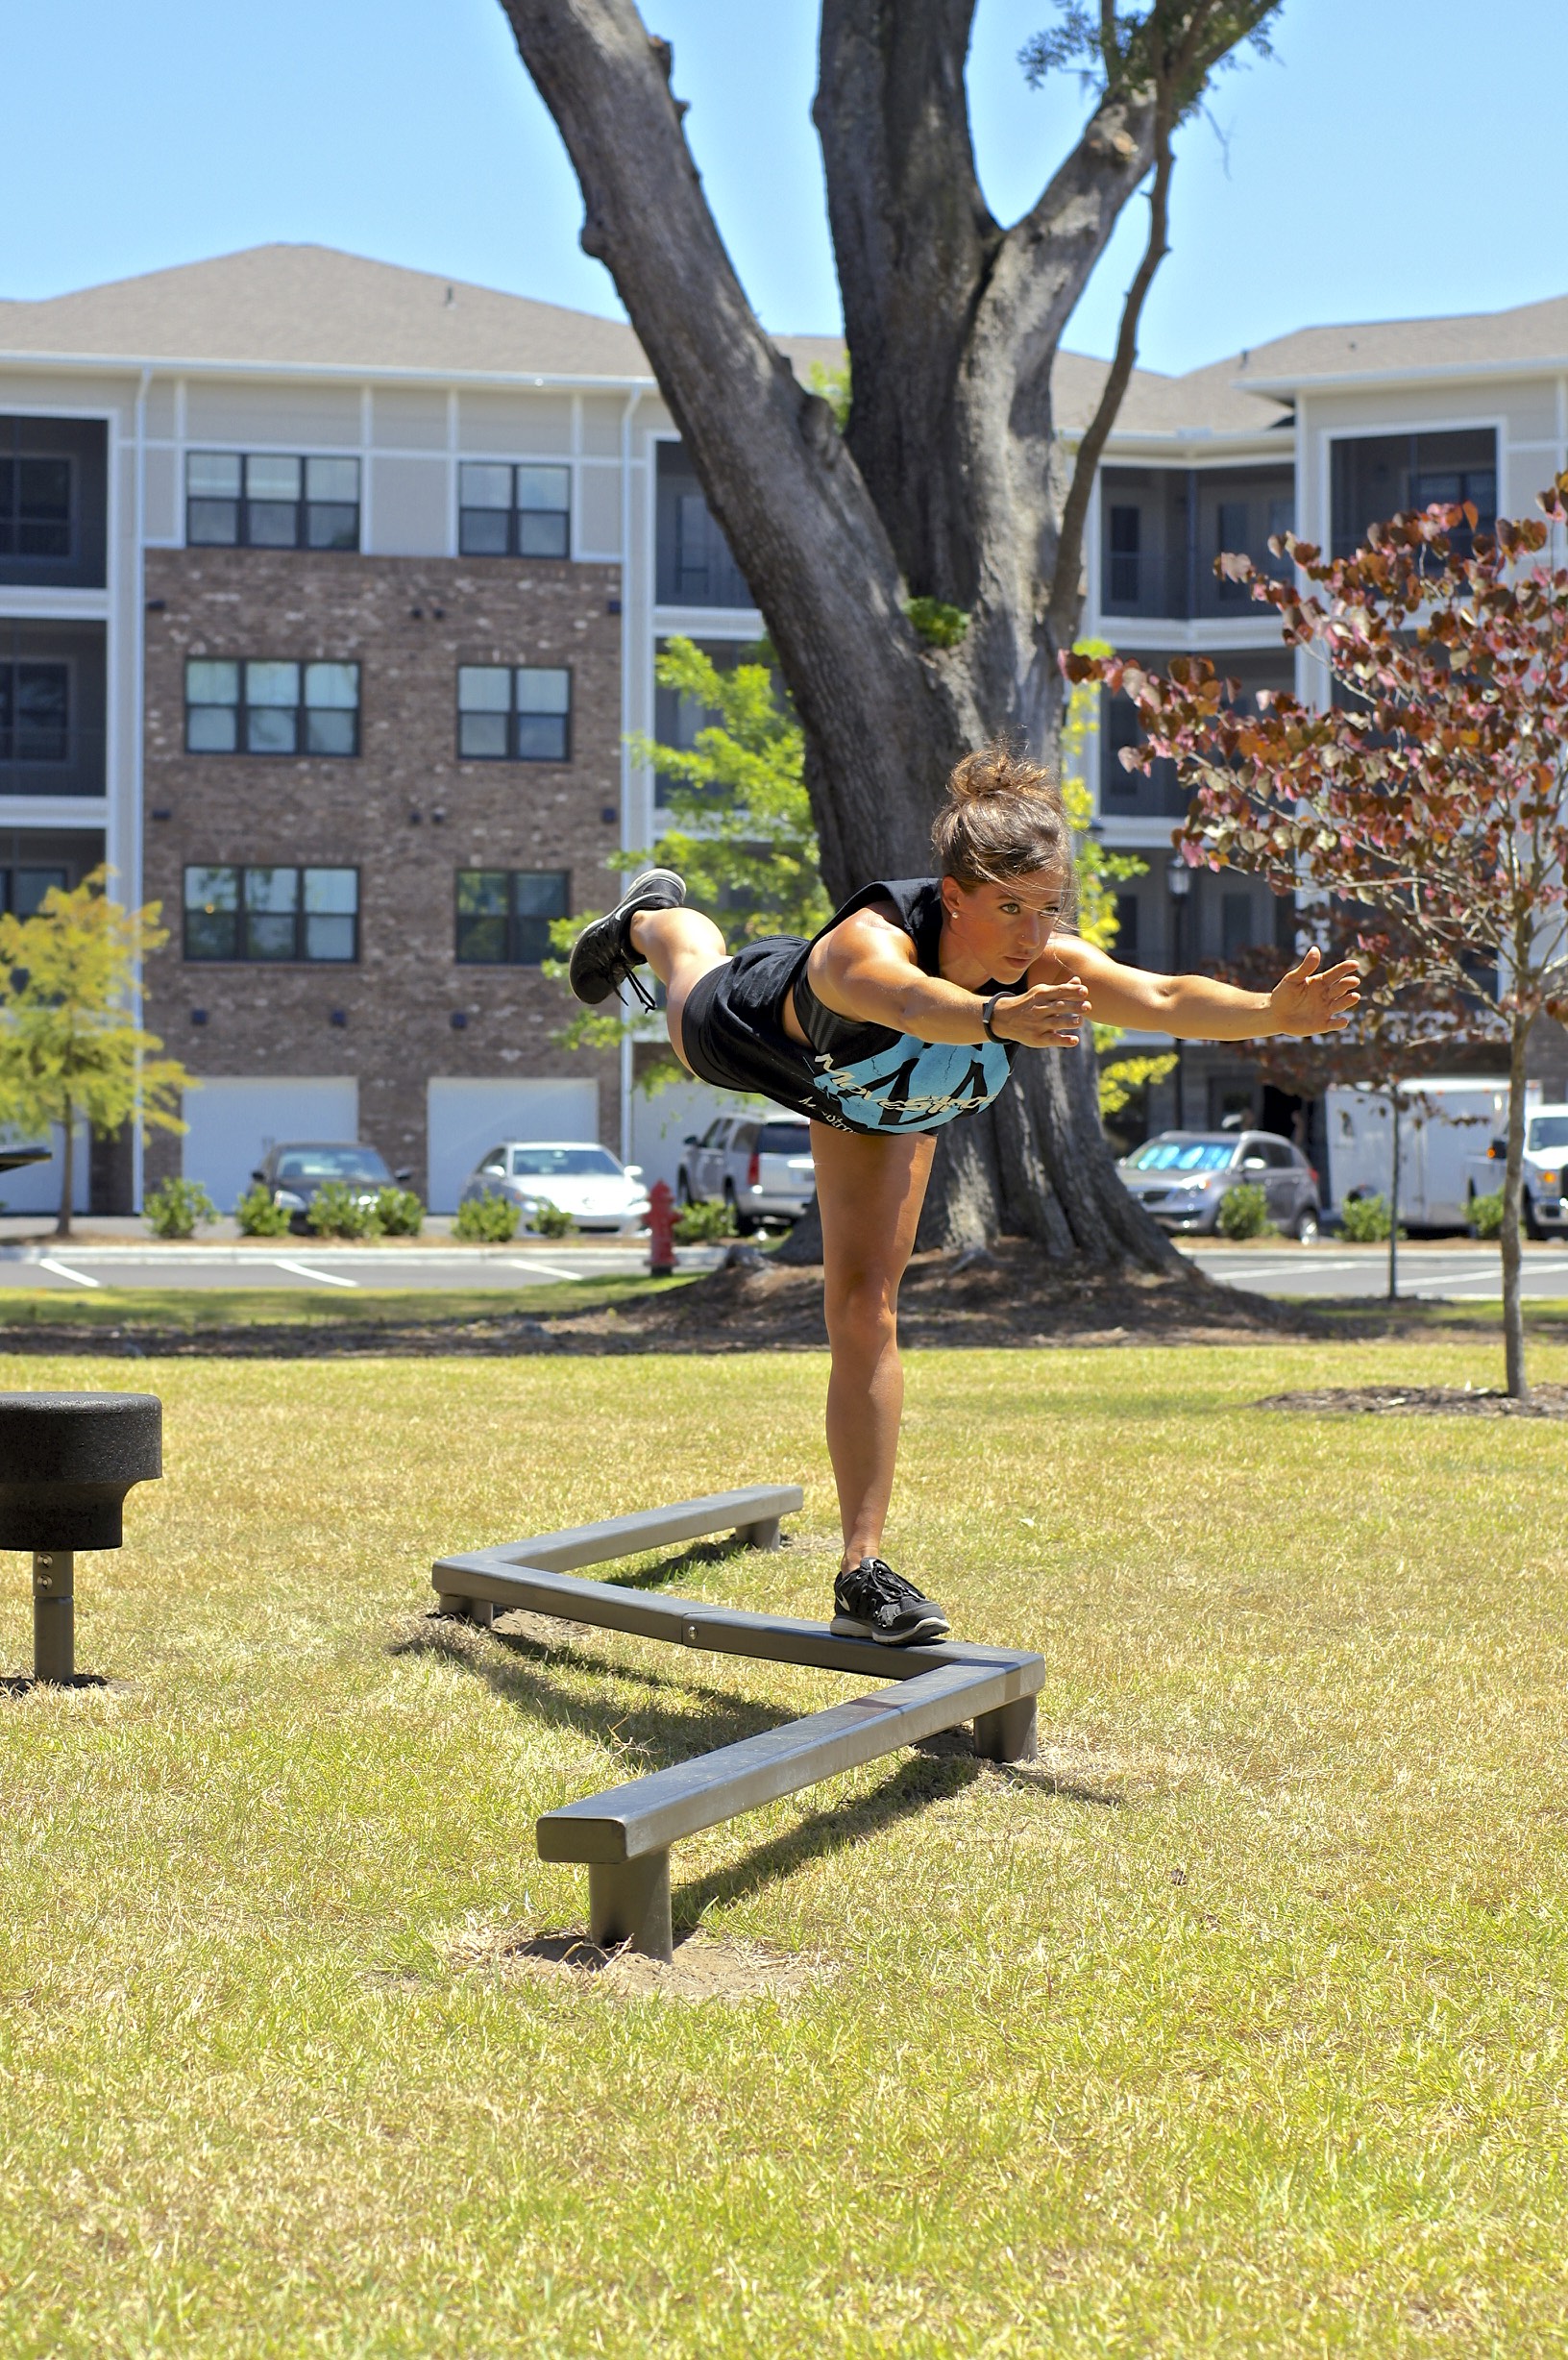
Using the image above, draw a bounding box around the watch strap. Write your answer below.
[981,991,1007,1042]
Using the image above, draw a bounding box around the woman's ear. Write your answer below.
[939,874,965,920]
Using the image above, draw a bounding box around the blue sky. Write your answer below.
[4,0,1565,377]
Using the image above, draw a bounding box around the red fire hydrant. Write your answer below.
[648,1178,676,1277]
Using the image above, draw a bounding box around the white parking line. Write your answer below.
[272,1260,359,1290]
[505,1260,576,1282]
[37,1257,101,1289]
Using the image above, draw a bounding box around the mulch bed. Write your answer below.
[1256,1382,1568,1418]
[0,1241,1304,1359]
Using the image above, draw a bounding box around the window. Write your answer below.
[1331,430,1496,559]
[0,418,107,589]
[456,666,571,762]
[458,463,571,558]
[1221,891,1253,960]
[184,865,358,961]
[0,866,66,916]
[185,454,360,551]
[184,660,360,756]
[1113,892,1139,961]
[1108,505,1140,603]
[0,662,68,763]
[454,869,569,965]
[0,456,69,561]
[654,442,753,606]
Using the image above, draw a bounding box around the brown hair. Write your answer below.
[930,739,1071,889]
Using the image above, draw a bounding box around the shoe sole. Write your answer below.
[567,873,686,1005]
[829,1611,951,1647]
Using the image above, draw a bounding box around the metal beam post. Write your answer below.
[973,1697,1038,1763]
[33,1551,74,1685]
[589,1853,673,1961]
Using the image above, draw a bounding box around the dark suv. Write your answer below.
[253,1141,411,1234]
[1116,1130,1321,1240]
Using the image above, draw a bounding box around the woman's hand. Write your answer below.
[1267,946,1361,1037]
[990,978,1091,1048]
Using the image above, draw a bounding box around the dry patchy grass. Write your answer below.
[0,1335,1565,2354]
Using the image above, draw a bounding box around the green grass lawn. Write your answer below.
[2,1334,1567,2355]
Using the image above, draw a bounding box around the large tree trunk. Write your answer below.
[502,0,1195,1273]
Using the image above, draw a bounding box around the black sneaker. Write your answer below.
[831,1559,951,1647]
[567,869,687,1007]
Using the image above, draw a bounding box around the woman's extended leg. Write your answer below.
[811,1122,937,1570]
[627,906,728,1073]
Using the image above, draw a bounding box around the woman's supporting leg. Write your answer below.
[628,907,728,1073]
[811,1123,937,1570]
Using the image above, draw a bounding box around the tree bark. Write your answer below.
[1502,1014,1530,1399]
[501,0,1205,1274]
[57,1095,73,1241]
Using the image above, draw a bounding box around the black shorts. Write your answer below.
[679,936,841,1128]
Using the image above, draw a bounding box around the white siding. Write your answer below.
[366,455,451,556]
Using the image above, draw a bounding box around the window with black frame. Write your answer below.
[184,660,360,756]
[1331,430,1497,560]
[185,454,360,551]
[0,867,67,916]
[184,865,358,962]
[0,455,70,562]
[456,665,571,761]
[454,869,569,964]
[457,464,571,558]
[0,661,69,766]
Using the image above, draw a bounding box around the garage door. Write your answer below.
[181,1077,359,1215]
[0,1123,89,1217]
[427,1076,600,1212]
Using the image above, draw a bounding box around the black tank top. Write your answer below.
[784,877,1022,1135]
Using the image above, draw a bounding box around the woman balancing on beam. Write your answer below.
[569,744,1360,1648]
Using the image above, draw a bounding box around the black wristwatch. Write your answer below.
[981,991,1009,1042]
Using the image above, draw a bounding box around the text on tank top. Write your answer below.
[787,877,1022,1135]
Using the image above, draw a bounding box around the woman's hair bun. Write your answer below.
[932,737,1072,889]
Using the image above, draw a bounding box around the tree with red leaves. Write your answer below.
[1066,472,1568,1396]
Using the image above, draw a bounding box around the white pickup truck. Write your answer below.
[1324,1079,1565,1234]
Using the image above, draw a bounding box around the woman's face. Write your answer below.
[940,870,1066,981]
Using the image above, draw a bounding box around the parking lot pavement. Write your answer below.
[1183,1242,1568,1301]
[0,1240,727,1292]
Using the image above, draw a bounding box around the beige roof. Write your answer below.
[1,243,1562,439]
[0,240,844,387]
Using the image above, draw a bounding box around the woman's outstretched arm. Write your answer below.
[1044,935,1360,1042]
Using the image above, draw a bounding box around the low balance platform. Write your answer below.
[0,1391,162,1685]
[432,1486,1043,1960]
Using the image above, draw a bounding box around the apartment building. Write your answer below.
[0,243,1564,1208]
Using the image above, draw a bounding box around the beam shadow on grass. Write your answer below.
[396,1606,1026,1931]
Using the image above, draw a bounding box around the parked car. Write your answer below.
[254,1141,410,1233]
[1117,1129,1321,1240]
[677,1115,815,1234]
[460,1141,650,1237]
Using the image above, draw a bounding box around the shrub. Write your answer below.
[307,1180,380,1240]
[904,596,969,649]
[143,1176,215,1239]
[453,1192,520,1243]
[374,1186,424,1237]
[1216,1182,1269,1241]
[234,1182,289,1237]
[673,1196,736,1244]
[528,1199,575,1239]
[1469,1188,1509,1240]
[1339,1192,1393,1242]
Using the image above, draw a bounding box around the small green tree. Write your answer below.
[0,871,191,1239]
[550,636,829,1088]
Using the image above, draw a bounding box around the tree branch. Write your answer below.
[1047,91,1172,636]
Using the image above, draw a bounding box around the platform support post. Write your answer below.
[588,1852,673,1961]
[434,1593,494,1628]
[33,1551,74,1685]
[973,1697,1037,1763]
[739,1516,782,1551]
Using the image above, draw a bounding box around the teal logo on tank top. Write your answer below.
[810,1035,1014,1133]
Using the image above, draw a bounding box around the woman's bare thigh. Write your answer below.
[811,1123,937,1293]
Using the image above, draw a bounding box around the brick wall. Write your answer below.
[140,547,625,1194]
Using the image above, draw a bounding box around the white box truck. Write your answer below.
[1324,1077,1544,1231]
